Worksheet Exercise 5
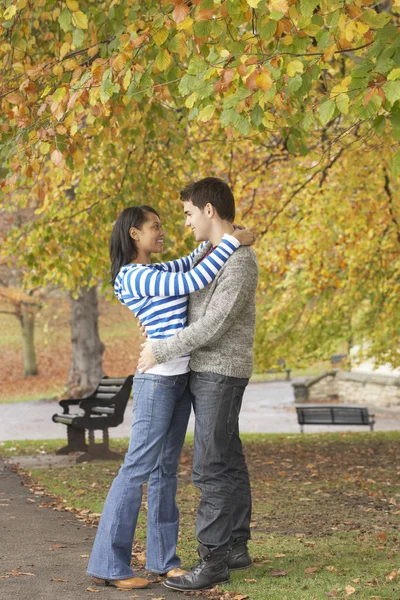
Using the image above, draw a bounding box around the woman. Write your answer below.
[87,205,253,590]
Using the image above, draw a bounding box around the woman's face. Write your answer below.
[130,212,165,255]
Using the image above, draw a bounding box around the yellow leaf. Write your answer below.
[185,92,198,109]
[388,68,400,81]
[287,60,303,77]
[123,69,132,90]
[256,71,273,91]
[39,142,50,155]
[282,35,293,46]
[66,0,79,11]
[153,27,169,46]
[198,105,215,122]
[269,0,288,13]
[356,22,369,35]
[155,49,172,71]
[112,53,127,72]
[72,10,88,29]
[64,58,80,71]
[176,16,193,31]
[3,5,17,20]
[246,0,262,7]
[60,42,70,59]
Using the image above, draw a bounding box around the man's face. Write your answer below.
[183,199,211,242]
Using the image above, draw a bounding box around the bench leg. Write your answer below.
[56,426,88,455]
[75,429,123,463]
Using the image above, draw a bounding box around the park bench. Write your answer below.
[52,375,133,463]
[295,404,375,433]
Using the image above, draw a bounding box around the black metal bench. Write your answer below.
[295,404,375,433]
[52,375,133,462]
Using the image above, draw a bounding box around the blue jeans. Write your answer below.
[86,372,192,580]
[190,371,251,554]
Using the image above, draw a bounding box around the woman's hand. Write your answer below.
[232,228,256,246]
[137,319,147,338]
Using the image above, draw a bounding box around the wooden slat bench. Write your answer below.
[52,375,133,462]
[295,404,375,433]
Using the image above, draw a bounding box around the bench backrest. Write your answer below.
[92,376,133,424]
[296,406,370,425]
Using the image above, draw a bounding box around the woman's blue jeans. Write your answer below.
[86,372,192,580]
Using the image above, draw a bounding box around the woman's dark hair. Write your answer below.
[110,205,159,284]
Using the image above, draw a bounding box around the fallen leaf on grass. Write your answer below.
[385,570,397,581]
[244,578,257,582]
[86,587,101,592]
[270,571,287,577]
[326,591,338,598]
[304,566,319,574]
[234,595,248,600]
[325,566,337,572]
[345,585,356,596]
[275,553,286,558]
[50,578,68,582]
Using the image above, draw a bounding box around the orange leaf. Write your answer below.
[172,3,190,24]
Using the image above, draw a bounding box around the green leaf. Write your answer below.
[318,99,335,125]
[390,113,400,141]
[72,27,84,48]
[193,21,212,38]
[372,115,386,135]
[382,81,400,106]
[58,9,72,33]
[361,10,392,29]
[392,149,400,177]
[251,104,264,127]
[259,20,277,41]
[388,68,400,81]
[376,58,395,75]
[299,0,320,19]
[286,75,303,96]
[336,93,349,115]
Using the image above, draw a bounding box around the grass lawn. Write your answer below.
[1,432,399,599]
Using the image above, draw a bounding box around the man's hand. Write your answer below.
[138,340,157,373]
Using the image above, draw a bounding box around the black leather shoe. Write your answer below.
[163,554,230,591]
[227,542,252,570]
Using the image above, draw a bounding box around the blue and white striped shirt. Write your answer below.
[114,234,240,374]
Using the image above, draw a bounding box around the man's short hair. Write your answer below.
[180,177,235,222]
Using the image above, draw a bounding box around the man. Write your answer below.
[138,177,258,591]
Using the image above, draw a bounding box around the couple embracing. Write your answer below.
[87,177,258,592]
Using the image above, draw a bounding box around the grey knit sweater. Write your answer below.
[151,243,258,379]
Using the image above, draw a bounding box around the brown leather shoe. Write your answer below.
[91,576,150,589]
[165,568,188,577]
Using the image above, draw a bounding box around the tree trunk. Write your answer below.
[20,304,38,376]
[66,286,105,397]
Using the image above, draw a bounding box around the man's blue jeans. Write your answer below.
[87,372,192,580]
[190,371,251,554]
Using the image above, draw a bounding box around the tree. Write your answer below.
[1,0,400,378]
[0,286,41,376]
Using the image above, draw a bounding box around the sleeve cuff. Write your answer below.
[223,233,240,248]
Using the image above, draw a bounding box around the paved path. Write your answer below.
[0,460,198,600]
[1,381,400,443]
